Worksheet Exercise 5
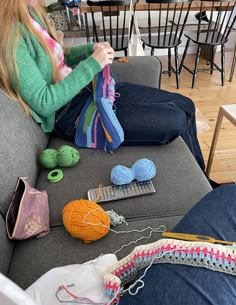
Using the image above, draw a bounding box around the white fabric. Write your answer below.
[128,0,145,56]
[25,254,118,305]
[0,273,37,305]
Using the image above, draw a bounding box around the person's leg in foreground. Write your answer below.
[115,82,205,171]
[119,184,236,305]
[54,81,205,172]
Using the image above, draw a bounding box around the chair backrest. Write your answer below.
[143,0,192,48]
[85,0,136,53]
[194,0,236,45]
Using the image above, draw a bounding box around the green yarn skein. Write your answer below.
[39,149,58,169]
[39,145,80,169]
[57,145,80,167]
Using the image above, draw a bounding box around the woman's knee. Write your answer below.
[203,184,236,209]
[187,184,236,216]
[173,184,236,237]
[173,93,196,117]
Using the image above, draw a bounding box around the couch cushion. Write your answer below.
[36,136,211,227]
[0,90,49,216]
[0,215,15,275]
[112,56,162,89]
[8,214,182,289]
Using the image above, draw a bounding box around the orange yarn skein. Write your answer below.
[62,199,110,243]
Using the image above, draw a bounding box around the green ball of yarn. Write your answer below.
[39,149,58,169]
[57,145,80,167]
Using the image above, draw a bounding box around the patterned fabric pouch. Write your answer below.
[6,177,50,240]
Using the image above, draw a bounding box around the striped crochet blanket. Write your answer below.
[104,238,236,300]
[75,65,124,152]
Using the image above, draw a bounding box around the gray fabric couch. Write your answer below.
[0,56,212,290]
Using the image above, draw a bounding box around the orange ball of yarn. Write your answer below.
[62,199,110,243]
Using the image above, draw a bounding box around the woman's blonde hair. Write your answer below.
[0,0,61,113]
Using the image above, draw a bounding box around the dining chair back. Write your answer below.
[229,27,236,82]
[179,0,236,88]
[141,0,192,88]
[85,0,136,56]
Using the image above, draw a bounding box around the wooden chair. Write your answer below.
[140,0,192,89]
[229,27,236,82]
[84,0,136,56]
[179,0,236,88]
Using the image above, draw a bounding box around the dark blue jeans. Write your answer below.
[119,184,236,305]
[54,86,91,141]
[54,82,205,171]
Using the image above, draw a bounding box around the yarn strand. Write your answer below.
[82,208,166,255]
[105,210,127,227]
[56,283,120,305]
[113,225,166,256]
[121,249,187,297]
[95,184,103,202]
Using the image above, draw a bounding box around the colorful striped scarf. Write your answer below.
[30,17,72,82]
[104,238,236,300]
[75,65,124,152]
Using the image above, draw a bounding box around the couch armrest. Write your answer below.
[111,56,162,89]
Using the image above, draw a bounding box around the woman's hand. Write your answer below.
[92,42,114,68]
[93,42,111,51]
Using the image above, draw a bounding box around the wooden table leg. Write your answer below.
[229,41,236,82]
[66,6,71,26]
[206,106,224,177]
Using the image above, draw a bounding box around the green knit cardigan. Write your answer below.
[15,10,102,132]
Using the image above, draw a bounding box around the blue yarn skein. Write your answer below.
[111,158,156,185]
[111,165,135,185]
[132,158,156,182]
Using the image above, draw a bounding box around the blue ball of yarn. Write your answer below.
[132,158,156,181]
[111,165,135,185]
[111,158,157,185]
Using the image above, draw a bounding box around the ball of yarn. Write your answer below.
[39,149,58,169]
[131,158,156,181]
[62,199,110,243]
[111,158,157,185]
[111,165,135,185]
[57,145,80,167]
[39,145,80,169]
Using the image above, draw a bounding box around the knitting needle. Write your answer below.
[162,232,236,245]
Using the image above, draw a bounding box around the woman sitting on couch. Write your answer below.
[0,0,205,171]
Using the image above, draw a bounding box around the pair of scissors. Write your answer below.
[162,232,236,245]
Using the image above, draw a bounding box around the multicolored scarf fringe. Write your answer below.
[75,65,124,152]
[104,238,236,299]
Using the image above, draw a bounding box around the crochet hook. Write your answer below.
[162,232,236,245]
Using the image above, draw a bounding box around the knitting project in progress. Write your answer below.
[104,238,236,300]
[75,65,124,152]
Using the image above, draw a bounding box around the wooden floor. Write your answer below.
[159,49,236,185]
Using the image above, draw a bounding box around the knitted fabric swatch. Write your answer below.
[104,238,236,299]
[75,65,124,152]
